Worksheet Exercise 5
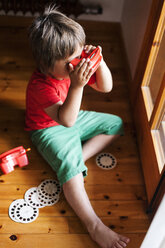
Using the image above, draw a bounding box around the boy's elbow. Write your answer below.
[98,78,113,93]
[104,85,113,93]
[63,122,74,128]
[106,79,113,92]
[61,119,75,128]
[101,84,113,93]
[58,110,75,127]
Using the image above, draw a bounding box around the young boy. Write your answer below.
[25,5,130,248]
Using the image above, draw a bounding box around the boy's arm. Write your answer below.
[44,59,93,127]
[90,59,113,93]
[84,45,113,93]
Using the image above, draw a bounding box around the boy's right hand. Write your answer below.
[68,58,93,88]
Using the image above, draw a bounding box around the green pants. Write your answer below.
[30,110,124,186]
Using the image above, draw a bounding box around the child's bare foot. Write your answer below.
[88,219,130,248]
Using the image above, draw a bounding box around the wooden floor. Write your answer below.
[0,17,151,248]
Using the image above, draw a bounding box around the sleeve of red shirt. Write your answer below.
[32,80,61,109]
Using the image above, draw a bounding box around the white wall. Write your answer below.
[78,0,124,23]
[79,0,153,79]
[0,0,124,22]
[140,195,165,248]
[120,0,153,79]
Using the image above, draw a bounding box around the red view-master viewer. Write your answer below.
[0,146,31,174]
[70,46,102,84]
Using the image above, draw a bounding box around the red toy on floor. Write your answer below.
[0,146,31,174]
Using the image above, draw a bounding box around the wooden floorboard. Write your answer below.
[0,234,146,248]
[0,17,150,248]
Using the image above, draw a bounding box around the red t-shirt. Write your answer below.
[25,70,70,131]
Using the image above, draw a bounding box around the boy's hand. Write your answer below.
[68,58,93,88]
[84,44,96,53]
[84,44,103,66]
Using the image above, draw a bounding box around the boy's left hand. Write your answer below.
[84,44,96,54]
[84,45,103,66]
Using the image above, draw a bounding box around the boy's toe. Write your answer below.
[118,240,127,247]
[120,236,130,244]
[115,242,124,248]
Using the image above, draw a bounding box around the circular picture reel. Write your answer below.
[96,153,117,170]
[15,200,39,224]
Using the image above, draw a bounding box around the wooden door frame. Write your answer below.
[134,91,162,204]
[133,0,165,214]
[129,0,164,107]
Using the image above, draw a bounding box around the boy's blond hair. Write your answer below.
[29,5,86,74]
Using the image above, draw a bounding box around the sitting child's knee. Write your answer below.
[116,116,123,127]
